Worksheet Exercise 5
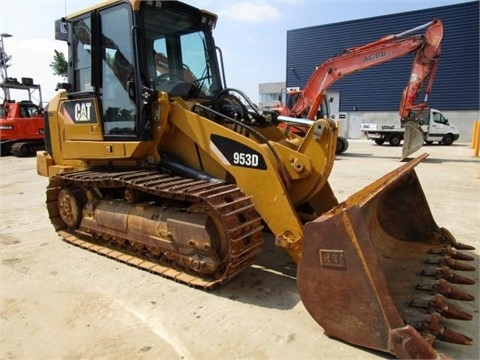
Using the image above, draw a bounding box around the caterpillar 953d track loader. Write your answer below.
[36,1,476,358]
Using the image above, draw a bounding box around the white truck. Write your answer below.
[361,108,459,146]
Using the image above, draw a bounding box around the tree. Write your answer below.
[50,50,68,78]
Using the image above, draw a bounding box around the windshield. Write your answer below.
[410,109,429,125]
[142,3,221,99]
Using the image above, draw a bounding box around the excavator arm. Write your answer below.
[287,20,442,120]
[278,20,442,158]
[398,21,442,117]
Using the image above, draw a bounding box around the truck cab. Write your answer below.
[416,108,459,145]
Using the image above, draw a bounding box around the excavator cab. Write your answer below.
[38,1,475,359]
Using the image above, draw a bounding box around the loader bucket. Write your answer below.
[297,153,476,359]
[402,122,425,160]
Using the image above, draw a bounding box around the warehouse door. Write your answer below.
[348,115,363,139]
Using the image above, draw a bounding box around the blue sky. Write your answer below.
[0,0,471,104]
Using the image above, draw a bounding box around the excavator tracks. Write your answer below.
[46,169,264,289]
[11,140,45,157]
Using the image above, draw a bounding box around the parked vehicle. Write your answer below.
[362,108,459,146]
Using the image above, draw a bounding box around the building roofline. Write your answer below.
[287,1,477,34]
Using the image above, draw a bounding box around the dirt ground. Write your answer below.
[1,140,479,360]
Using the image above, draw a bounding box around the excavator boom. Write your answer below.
[279,20,442,158]
[36,2,475,359]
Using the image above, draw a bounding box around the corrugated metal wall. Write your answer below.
[286,1,479,111]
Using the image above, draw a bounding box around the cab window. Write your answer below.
[72,17,92,92]
[99,4,136,137]
[432,111,447,125]
[150,31,214,98]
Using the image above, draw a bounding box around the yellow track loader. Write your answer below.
[37,1,476,358]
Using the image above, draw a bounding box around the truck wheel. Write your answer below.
[441,134,454,146]
[389,134,402,146]
[374,139,385,145]
[335,137,349,154]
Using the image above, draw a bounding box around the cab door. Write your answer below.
[59,15,104,144]
[59,3,140,159]
[426,110,448,141]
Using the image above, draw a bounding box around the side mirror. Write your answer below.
[55,82,72,92]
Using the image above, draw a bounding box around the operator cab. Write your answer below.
[19,101,42,118]
[145,6,220,99]
[144,2,222,99]
[55,1,222,140]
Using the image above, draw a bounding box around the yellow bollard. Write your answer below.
[472,121,478,148]
[474,121,480,157]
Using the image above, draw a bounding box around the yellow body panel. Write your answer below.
[42,91,339,261]
[155,101,340,260]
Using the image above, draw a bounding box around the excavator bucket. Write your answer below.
[297,153,476,359]
[402,122,426,159]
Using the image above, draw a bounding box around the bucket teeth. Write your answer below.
[428,247,475,261]
[406,312,474,345]
[451,242,476,251]
[410,294,473,320]
[420,266,476,285]
[415,279,475,301]
[441,227,476,250]
[438,327,474,345]
[424,256,476,271]
[429,312,474,345]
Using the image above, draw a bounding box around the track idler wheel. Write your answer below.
[57,187,86,228]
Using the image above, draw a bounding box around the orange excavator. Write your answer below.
[270,19,442,159]
[0,77,45,156]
